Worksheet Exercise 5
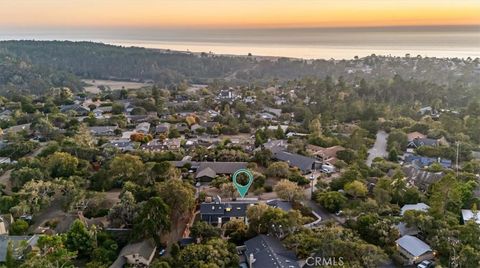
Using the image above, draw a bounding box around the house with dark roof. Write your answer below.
[155,123,170,135]
[107,139,134,151]
[110,239,156,268]
[390,165,444,191]
[89,126,118,136]
[262,139,288,154]
[274,151,321,174]
[244,234,299,268]
[407,138,438,148]
[196,167,217,182]
[395,235,434,265]
[60,104,90,116]
[404,154,452,169]
[171,161,248,182]
[200,197,257,225]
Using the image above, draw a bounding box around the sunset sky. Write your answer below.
[1,0,480,29]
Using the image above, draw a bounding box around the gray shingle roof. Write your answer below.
[196,167,217,179]
[274,151,318,173]
[396,235,432,257]
[171,161,248,175]
[197,162,248,174]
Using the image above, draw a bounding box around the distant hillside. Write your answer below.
[0,53,82,95]
[0,40,479,89]
[0,41,254,85]
[0,41,480,94]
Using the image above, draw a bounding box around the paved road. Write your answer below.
[0,143,47,195]
[303,172,345,225]
[366,130,389,166]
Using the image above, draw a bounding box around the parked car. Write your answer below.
[417,260,434,268]
[158,247,166,256]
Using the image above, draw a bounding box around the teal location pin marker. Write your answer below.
[232,169,254,198]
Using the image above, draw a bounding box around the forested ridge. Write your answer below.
[0,40,479,109]
[1,40,479,85]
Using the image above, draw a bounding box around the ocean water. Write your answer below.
[1,26,479,59]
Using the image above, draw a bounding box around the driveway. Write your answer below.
[366,130,389,166]
[303,172,345,225]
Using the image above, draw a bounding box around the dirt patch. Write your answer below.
[83,79,150,93]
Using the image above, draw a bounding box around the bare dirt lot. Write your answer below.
[82,79,150,93]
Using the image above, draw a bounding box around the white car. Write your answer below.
[417,260,434,268]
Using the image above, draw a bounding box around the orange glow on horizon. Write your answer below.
[1,0,479,29]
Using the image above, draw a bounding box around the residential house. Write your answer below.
[196,162,248,182]
[216,88,237,102]
[390,165,444,191]
[262,140,288,153]
[285,132,308,138]
[395,235,434,265]
[264,107,282,118]
[89,126,118,136]
[135,122,151,134]
[259,112,276,120]
[164,138,181,150]
[0,157,11,164]
[243,96,256,104]
[200,196,257,225]
[306,145,345,165]
[400,203,430,216]
[108,139,134,151]
[244,234,299,268]
[274,96,287,106]
[190,124,204,133]
[60,104,90,116]
[110,239,156,268]
[407,132,426,142]
[274,151,321,174]
[4,123,31,135]
[126,114,151,124]
[140,140,167,152]
[403,154,452,169]
[407,138,438,148]
[92,106,112,119]
[207,110,220,118]
[0,110,12,121]
[419,106,434,115]
[174,123,189,133]
[0,235,40,263]
[155,123,170,135]
[461,209,480,224]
